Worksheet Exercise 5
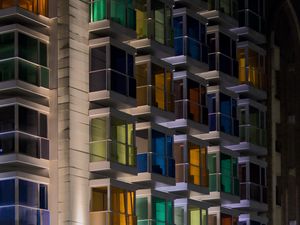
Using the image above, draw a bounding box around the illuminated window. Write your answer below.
[189,144,208,187]
[17,0,48,16]
[90,116,136,166]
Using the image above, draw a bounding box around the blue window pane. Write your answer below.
[111,71,127,95]
[19,206,37,225]
[207,94,216,113]
[173,16,183,37]
[152,154,166,176]
[209,114,216,131]
[220,115,232,134]
[174,38,183,55]
[137,153,148,172]
[220,93,231,115]
[0,206,15,225]
[187,16,199,40]
[111,45,126,74]
[19,180,38,207]
[127,54,134,77]
[219,54,231,75]
[0,179,15,206]
[40,184,48,210]
[166,136,173,158]
[152,130,165,155]
[187,38,200,60]
[167,158,175,178]
[41,210,50,225]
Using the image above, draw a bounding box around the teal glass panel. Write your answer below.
[39,42,47,67]
[111,0,126,26]
[0,59,15,81]
[127,0,136,29]
[91,0,106,21]
[40,67,49,88]
[136,197,148,220]
[18,33,38,63]
[152,197,166,223]
[208,154,216,173]
[209,174,217,191]
[19,60,39,86]
[0,32,14,60]
[221,153,232,193]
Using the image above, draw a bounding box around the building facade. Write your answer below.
[0,0,274,225]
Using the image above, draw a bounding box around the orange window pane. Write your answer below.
[153,65,165,110]
[165,70,173,111]
[189,144,200,185]
[38,0,48,16]
[0,0,15,9]
[237,48,246,83]
[221,214,232,225]
[91,187,108,211]
[19,0,38,13]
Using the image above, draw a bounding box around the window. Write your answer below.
[151,130,174,177]
[0,32,14,60]
[90,116,136,166]
[136,0,148,39]
[189,144,208,186]
[152,197,173,225]
[136,197,148,221]
[0,179,15,206]
[90,0,106,21]
[18,0,49,16]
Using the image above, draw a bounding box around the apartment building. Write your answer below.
[0,0,270,225]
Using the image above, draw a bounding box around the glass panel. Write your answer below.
[189,145,200,185]
[136,0,148,39]
[152,197,166,223]
[111,0,126,26]
[0,133,15,155]
[0,59,15,82]
[137,197,148,220]
[41,67,49,88]
[208,214,217,225]
[91,187,108,211]
[0,206,15,225]
[152,0,165,44]
[167,200,172,224]
[40,113,47,138]
[0,179,15,206]
[19,206,38,225]
[39,42,47,67]
[19,33,38,63]
[111,45,126,74]
[152,64,165,110]
[19,106,38,135]
[174,207,184,225]
[0,0,15,9]
[19,133,39,158]
[111,117,127,165]
[0,106,15,132]
[221,153,232,194]
[38,0,48,16]
[91,0,106,21]
[127,0,136,29]
[19,60,39,86]
[90,70,107,92]
[202,209,207,225]
[40,184,48,209]
[91,46,106,71]
[190,208,200,225]
[90,118,107,161]
[111,71,127,95]
[19,0,38,14]
[19,179,38,207]
[0,32,14,60]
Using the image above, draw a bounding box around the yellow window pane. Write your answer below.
[91,118,107,141]
[38,0,48,16]
[189,146,200,165]
[237,48,246,83]
[155,72,165,110]
[0,0,15,9]
[136,6,148,39]
[19,0,38,13]
[190,209,200,225]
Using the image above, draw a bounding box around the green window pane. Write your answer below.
[208,154,216,173]
[221,153,232,193]
[209,174,217,191]
[0,59,15,81]
[91,0,106,21]
[40,67,49,88]
[136,197,148,220]
[19,60,39,86]
[127,0,136,29]
[202,209,207,225]
[39,42,47,67]
[90,118,107,161]
[111,0,126,26]
[190,209,200,225]
[0,32,14,60]
[19,33,38,63]
[152,197,166,223]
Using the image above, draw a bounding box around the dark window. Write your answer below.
[0,133,15,154]
[0,207,15,225]
[127,54,134,77]
[19,133,39,158]
[19,106,38,135]
[187,16,199,40]
[19,179,38,207]
[18,60,39,86]
[239,163,246,182]
[173,16,183,38]
[250,163,260,184]
[40,114,48,138]
[39,42,47,67]
[91,46,106,71]
[111,71,127,95]
[0,32,14,60]
[174,37,184,55]
[220,93,231,115]
[19,33,38,63]
[40,184,48,209]
[219,33,231,56]
[0,179,15,206]
[261,167,266,186]
[111,45,126,74]
[248,0,259,14]
[0,106,15,132]
[208,33,216,53]
[187,38,200,60]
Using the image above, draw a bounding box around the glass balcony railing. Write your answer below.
[89,69,136,98]
[239,125,267,147]
[0,131,49,160]
[0,0,49,17]
[90,139,136,167]
[238,9,265,33]
[240,182,267,204]
[137,152,175,178]
[209,113,239,136]
[90,211,137,225]
[0,58,49,88]
[0,205,50,225]
[138,219,175,225]
[209,173,239,196]
[208,53,238,78]
[174,99,208,124]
